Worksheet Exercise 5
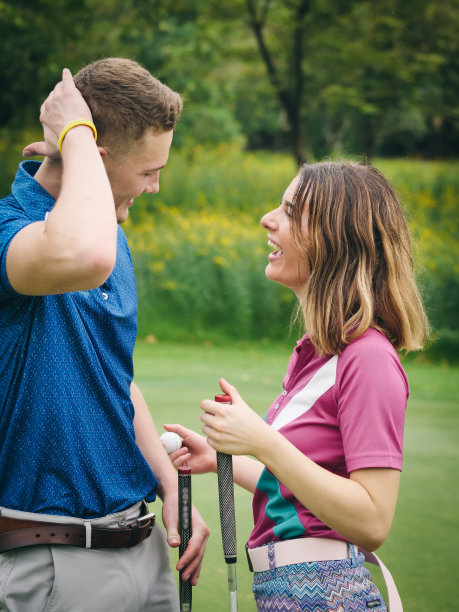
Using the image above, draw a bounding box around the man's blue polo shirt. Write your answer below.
[0,161,158,518]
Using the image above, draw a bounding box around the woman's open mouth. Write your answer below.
[268,239,283,261]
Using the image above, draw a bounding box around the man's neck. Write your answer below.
[34,157,63,200]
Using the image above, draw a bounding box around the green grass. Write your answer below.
[133,340,459,611]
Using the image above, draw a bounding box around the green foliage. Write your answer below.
[127,202,296,341]
[126,146,297,342]
[376,159,459,361]
[0,126,43,198]
[0,0,458,158]
[132,144,297,217]
[125,148,458,361]
[0,0,132,126]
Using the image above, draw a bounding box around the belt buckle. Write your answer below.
[136,512,156,528]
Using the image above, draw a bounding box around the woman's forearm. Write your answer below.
[256,429,399,551]
[232,455,264,493]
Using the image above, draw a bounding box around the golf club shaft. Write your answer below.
[178,467,192,612]
[226,562,238,612]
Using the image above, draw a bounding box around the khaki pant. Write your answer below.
[0,504,179,612]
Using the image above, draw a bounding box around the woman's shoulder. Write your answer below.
[336,328,408,394]
[342,328,398,358]
[339,328,405,376]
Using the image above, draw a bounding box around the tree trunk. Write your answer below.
[285,102,307,166]
[245,0,310,164]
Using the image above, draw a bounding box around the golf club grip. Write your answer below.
[178,468,192,611]
[216,451,237,562]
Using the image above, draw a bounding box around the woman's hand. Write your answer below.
[200,377,272,458]
[162,424,218,474]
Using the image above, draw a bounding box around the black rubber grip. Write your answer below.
[217,451,237,562]
[178,468,192,611]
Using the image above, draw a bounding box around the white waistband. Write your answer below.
[0,501,145,529]
[248,538,403,611]
[248,537,349,572]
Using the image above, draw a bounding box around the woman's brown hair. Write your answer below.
[290,161,429,355]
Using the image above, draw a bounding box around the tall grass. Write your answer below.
[126,147,458,361]
[1,138,456,359]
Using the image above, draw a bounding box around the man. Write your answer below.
[0,58,209,611]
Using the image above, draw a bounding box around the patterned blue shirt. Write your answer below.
[0,161,158,518]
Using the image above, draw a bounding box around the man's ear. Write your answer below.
[98,146,112,170]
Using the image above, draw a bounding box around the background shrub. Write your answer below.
[127,147,458,361]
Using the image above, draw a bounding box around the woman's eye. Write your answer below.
[282,200,294,218]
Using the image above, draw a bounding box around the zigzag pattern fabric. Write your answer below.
[252,547,387,611]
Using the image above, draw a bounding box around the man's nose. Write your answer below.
[144,173,160,194]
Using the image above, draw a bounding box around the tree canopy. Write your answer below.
[0,0,457,160]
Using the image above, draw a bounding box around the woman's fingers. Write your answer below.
[218,377,243,403]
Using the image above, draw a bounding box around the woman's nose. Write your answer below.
[260,208,278,230]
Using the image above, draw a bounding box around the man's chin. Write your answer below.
[116,209,129,224]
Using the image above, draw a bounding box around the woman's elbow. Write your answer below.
[354,521,391,552]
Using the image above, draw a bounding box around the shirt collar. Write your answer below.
[295,333,311,353]
[11,161,55,220]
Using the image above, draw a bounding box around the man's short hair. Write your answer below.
[74,58,183,154]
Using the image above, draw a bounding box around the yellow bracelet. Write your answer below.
[58,120,98,154]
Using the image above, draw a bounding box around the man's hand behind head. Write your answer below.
[23,68,93,159]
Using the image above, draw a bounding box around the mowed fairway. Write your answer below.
[133,340,459,611]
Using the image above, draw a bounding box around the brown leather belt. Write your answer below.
[0,512,155,554]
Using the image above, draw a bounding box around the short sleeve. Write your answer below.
[0,196,31,300]
[336,331,409,472]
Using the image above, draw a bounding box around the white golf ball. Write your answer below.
[160,432,183,454]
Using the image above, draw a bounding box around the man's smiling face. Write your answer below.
[102,129,173,223]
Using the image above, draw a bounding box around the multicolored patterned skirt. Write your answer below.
[252,542,387,611]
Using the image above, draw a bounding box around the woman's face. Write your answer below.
[260,176,309,294]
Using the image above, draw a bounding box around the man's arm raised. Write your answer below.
[7,69,117,296]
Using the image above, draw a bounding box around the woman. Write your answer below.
[166,161,428,611]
